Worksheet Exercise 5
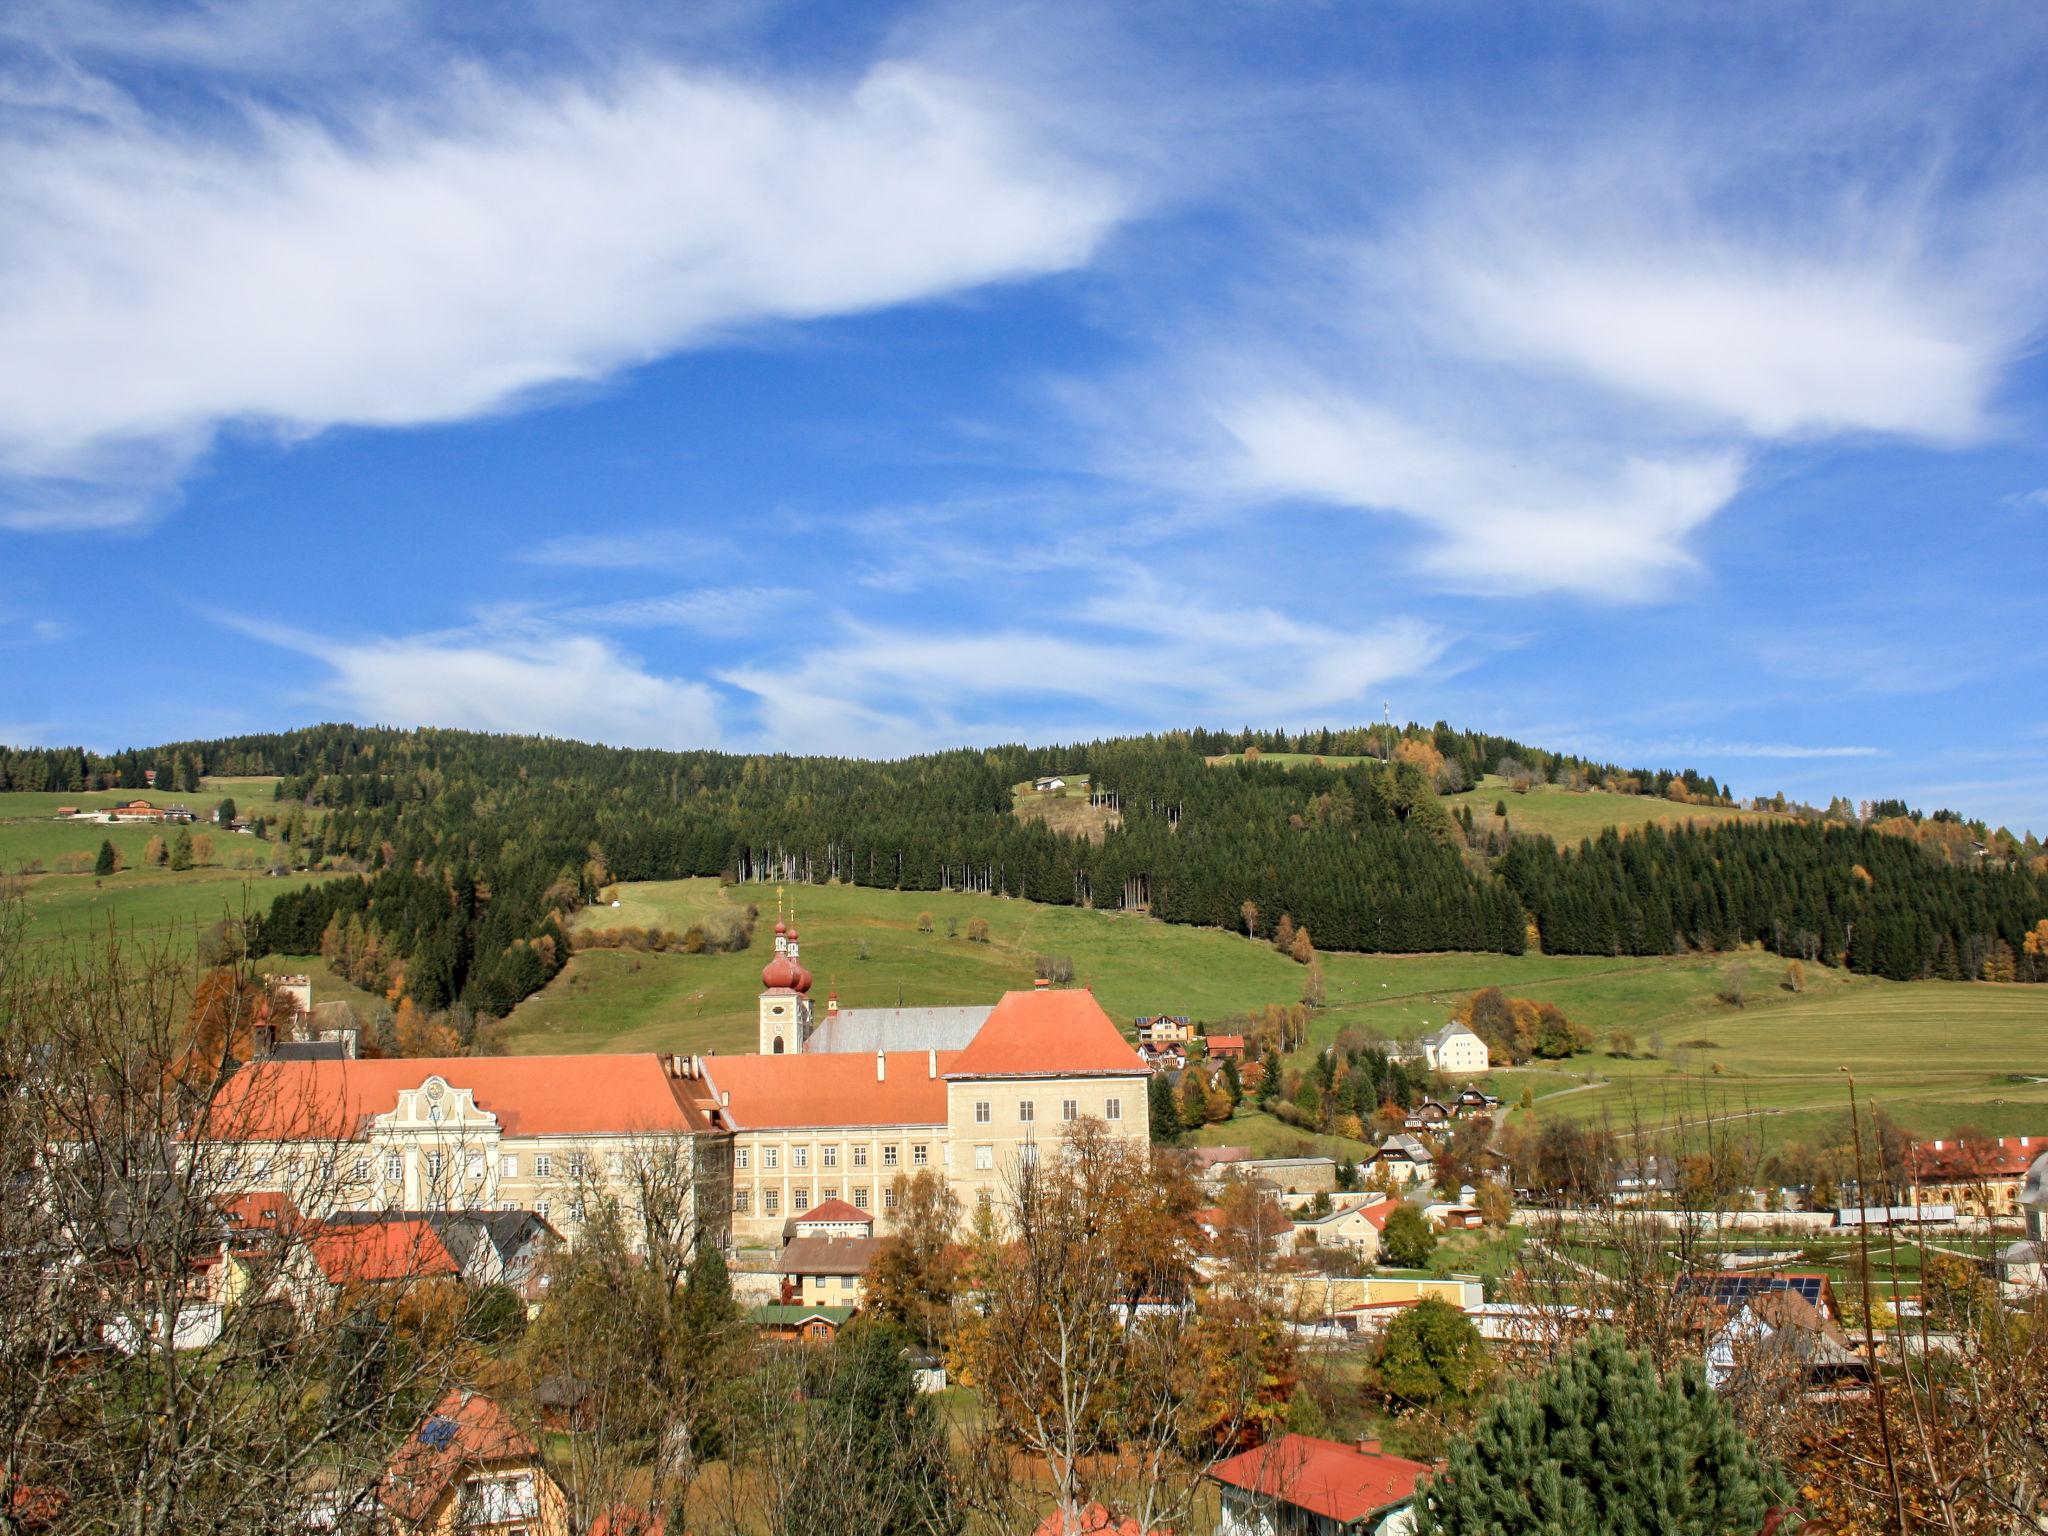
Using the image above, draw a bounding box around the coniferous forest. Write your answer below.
[6,723,2045,1016]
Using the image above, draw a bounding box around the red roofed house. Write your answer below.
[1209,1434,1432,1536]
[380,1389,566,1536]
[1906,1134,2043,1218]
[297,1217,462,1311]
[1204,1034,1248,1061]
[1031,1501,1171,1536]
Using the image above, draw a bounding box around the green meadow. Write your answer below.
[1440,774,1767,843]
[505,877,2048,1152]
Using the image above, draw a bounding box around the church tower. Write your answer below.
[756,900,814,1054]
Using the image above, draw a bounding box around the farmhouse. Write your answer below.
[1418,1021,1490,1075]
[379,1390,566,1536]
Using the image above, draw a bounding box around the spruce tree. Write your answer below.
[1148,1072,1180,1144]
[169,828,194,872]
[1419,1330,1789,1536]
[93,839,116,876]
[788,1322,962,1536]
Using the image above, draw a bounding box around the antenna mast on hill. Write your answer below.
[1383,700,1393,759]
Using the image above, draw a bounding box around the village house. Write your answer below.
[1209,1434,1432,1536]
[752,1303,855,1343]
[1999,1149,2048,1289]
[1136,1015,1195,1048]
[776,1232,879,1308]
[1372,1135,1434,1188]
[378,1390,567,1536]
[1905,1135,2043,1218]
[1293,1196,1402,1262]
[1706,1290,1869,1395]
[1203,1033,1248,1061]
[1417,1021,1489,1076]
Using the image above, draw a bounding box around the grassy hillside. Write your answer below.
[1441,773,1767,842]
[507,878,2048,1153]
[1521,980,2048,1144]
[1,778,323,960]
[10,867,339,959]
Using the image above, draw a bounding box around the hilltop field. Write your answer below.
[506,876,2048,1159]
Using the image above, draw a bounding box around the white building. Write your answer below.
[1419,1021,1490,1076]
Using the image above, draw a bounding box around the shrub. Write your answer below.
[917,911,934,934]
[966,917,990,944]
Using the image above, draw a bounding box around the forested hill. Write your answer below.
[6,724,2046,1015]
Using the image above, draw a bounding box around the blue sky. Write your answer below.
[2,1,2046,830]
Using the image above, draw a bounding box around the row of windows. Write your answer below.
[735,1143,925,1172]
[974,1097,1123,1124]
[732,1184,895,1217]
[353,1149,606,1184]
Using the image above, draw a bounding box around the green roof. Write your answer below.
[752,1304,857,1325]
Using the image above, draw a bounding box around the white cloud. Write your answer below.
[1216,393,1744,598]
[1415,181,2018,442]
[236,622,720,749]
[722,597,1448,756]
[1616,740,1887,762]
[0,56,1128,524]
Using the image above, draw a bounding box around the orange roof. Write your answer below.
[1206,1034,1247,1052]
[1031,1503,1169,1536]
[205,1054,708,1141]
[381,1390,538,1525]
[307,1219,460,1285]
[797,1197,872,1224]
[1209,1435,1429,1526]
[705,1051,953,1129]
[215,1190,301,1234]
[946,989,1147,1080]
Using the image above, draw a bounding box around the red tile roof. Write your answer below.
[1205,1034,1247,1054]
[1906,1135,2043,1181]
[946,989,1147,1080]
[215,1190,301,1234]
[307,1219,461,1286]
[1209,1434,1429,1526]
[206,1054,708,1141]
[706,1051,953,1129]
[1031,1502,1169,1536]
[797,1197,873,1224]
[381,1390,538,1525]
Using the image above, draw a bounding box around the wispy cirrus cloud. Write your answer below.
[0,51,1130,529]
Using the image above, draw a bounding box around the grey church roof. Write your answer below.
[805,1006,993,1054]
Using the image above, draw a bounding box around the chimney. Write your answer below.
[1933,1139,1944,1151]
[1034,977,1049,990]
[720,1090,729,1108]
[828,991,839,1017]
[928,1048,937,1080]
[877,1051,886,1083]
[1356,1438,1380,1455]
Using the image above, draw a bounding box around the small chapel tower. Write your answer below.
[756,896,814,1055]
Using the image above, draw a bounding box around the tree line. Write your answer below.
[12,723,2047,1018]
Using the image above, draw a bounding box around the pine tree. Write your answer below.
[93,839,116,877]
[1419,1330,1789,1536]
[789,1323,962,1535]
[169,828,194,871]
[1148,1073,1181,1144]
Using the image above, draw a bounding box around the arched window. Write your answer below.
[773,1036,785,1054]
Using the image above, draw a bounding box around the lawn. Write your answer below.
[1441,774,1770,843]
